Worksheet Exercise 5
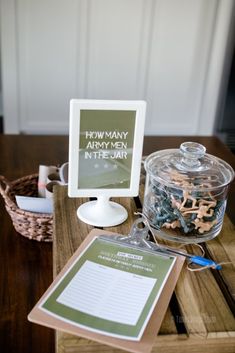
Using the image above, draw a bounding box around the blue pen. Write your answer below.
[154,246,222,270]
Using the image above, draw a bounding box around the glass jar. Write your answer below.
[143,142,234,243]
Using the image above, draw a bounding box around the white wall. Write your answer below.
[0,0,234,135]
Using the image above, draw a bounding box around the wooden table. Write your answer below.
[0,135,234,353]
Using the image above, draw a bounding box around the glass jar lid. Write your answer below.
[144,142,234,191]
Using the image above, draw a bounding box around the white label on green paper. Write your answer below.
[57,260,156,325]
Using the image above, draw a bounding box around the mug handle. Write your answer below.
[59,162,69,185]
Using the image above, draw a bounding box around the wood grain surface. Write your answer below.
[0,135,234,353]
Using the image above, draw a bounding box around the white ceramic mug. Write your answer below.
[38,165,59,197]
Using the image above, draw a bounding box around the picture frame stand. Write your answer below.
[77,196,128,227]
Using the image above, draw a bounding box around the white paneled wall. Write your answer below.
[0,0,234,134]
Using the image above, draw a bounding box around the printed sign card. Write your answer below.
[78,109,136,189]
[68,100,146,227]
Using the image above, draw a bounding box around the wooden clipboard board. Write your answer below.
[28,229,185,353]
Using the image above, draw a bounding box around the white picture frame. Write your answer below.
[68,99,146,227]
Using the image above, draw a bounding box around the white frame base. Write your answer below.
[77,196,128,227]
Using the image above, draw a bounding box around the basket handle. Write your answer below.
[0,175,16,207]
[0,175,11,194]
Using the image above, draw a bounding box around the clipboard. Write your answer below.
[28,228,185,353]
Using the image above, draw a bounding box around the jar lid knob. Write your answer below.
[180,142,206,168]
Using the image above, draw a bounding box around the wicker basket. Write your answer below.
[0,174,53,242]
